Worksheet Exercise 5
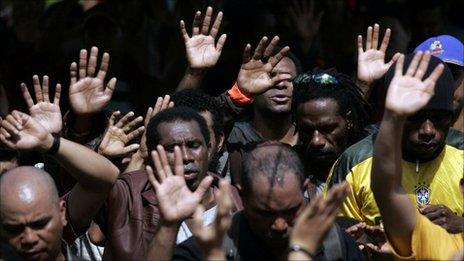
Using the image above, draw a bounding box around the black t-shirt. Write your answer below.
[173,212,364,261]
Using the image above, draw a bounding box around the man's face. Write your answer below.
[254,57,297,114]
[243,172,305,250]
[199,111,219,156]
[156,120,210,190]
[296,98,349,168]
[403,110,452,160]
[0,195,66,260]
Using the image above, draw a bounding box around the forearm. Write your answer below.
[356,79,373,99]
[371,110,415,255]
[146,222,179,260]
[52,138,119,190]
[176,68,206,92]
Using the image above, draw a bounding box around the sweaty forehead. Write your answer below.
[157,120,204,144]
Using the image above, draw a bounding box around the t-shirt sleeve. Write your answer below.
[388,211,463,260]
[172,237,204,261]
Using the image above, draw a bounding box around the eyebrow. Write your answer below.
[2,215,51,226]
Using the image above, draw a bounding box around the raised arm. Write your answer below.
[371,52,444,256]
[176,6,226,91]
[357,24,400,99]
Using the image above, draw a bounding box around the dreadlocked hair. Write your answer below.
[292,68,372,146]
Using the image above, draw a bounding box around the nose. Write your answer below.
[181,145,194,163]
[271,217,289,232]
[309,130,326,149]
[418,119,436,142]
[21,227,39,248]
[274,79,289,90]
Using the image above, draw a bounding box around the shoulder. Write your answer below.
[328,134,376,187]
[228,121,262,145]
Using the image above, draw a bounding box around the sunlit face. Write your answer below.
[255,58,297,114]
[156,120,210,190]
[0,192,66,261]
[403,110,452,161]
[296,98,349,169]
[243,172,305,251]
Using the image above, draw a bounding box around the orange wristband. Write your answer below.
[227,83,253,106]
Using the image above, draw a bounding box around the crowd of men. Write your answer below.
[0,2,463,261]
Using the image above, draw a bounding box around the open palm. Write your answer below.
[186,36,222,68]
[0,111,49,151]
[30,103,62,133]
[69,47,116,115]
[386,52,444,116]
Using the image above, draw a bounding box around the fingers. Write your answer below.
[109,111,121,126]
[271,73,293,85]
[20,83,34,109]
[123,116,143,133]
[194,175,214,199]
[115,111,134,128]
[121,143,141,155]
[210,11,223,39]
[365,26,373,50]
[269,46,290,67]
[96,52,110,81]
[126,126,145,141]
[252,36,269,60]
[79,49,88,79]
[180,20,189,42]
[386,52,401,68]
[153,97,163,115]
[406,51,423,76]
[415,51,431,80]
[87,46,98,77]
[394,54,405,77]
[42,75,50,103]
[146,165,160,189]
[144,107,154,127]
[2,114,21,135]
[379,28,391,53]
[54,84,62,106]
[70,62,78,86]
[32,75,43,103]
[216,180,233,231]
[216,34,227,53]
[151,149,167,181]
[201,6,213,35]
[191,205,206,237]
[104,77,117,97]
[372,24,379,50]
[157,145,173,177]
[263,36,280,58]
[242,44,252,64]
[160,95,171,111]
[424,63,444,94]
[357,35,363,53]
[173,146,184,177]
[192,11,201,36]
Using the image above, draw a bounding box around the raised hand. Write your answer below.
[385,52,444,116]
[181,6,226,70]
[98,111,144,158]
[191,180,233,257]
[357,24,400,84]
[419,204,464,234]
[0,110,52,152]
[286,0,323,44]
[69,47,116,115]
[21,75,62,134]
[237,36,291,97]
[290,182,349,255]
[146,145,213,224]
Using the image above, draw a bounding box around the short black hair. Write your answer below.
[171,89,224,142]
[241,141,305,198]
[145,106,211,154]
[292,68,371,145]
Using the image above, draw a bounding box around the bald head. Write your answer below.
[0,166,59,209]
[241,142,305,198]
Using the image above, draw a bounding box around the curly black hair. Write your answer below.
[171,89,224,143]
[292,68,371,145]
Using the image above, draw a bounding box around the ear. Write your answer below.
[59,200,67,227]
[345,110,353,130]
[217,133,225,151]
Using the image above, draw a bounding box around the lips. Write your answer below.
[22,249,44,260]
[184,165,199,181]
[270,95,290,103]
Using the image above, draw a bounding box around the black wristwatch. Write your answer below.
[47,133,61,155]
[288,244,317,259]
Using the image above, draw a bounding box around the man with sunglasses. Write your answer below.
[327,52,463,235]
[292,70,371,196]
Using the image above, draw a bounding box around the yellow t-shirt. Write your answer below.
[326,129,464,225]
[387,211,464,260]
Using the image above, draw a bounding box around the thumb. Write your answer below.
[194,176,213,199]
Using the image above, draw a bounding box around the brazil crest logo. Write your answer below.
[414,183,430,205]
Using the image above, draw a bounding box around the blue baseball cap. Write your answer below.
[414,35,464,67]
